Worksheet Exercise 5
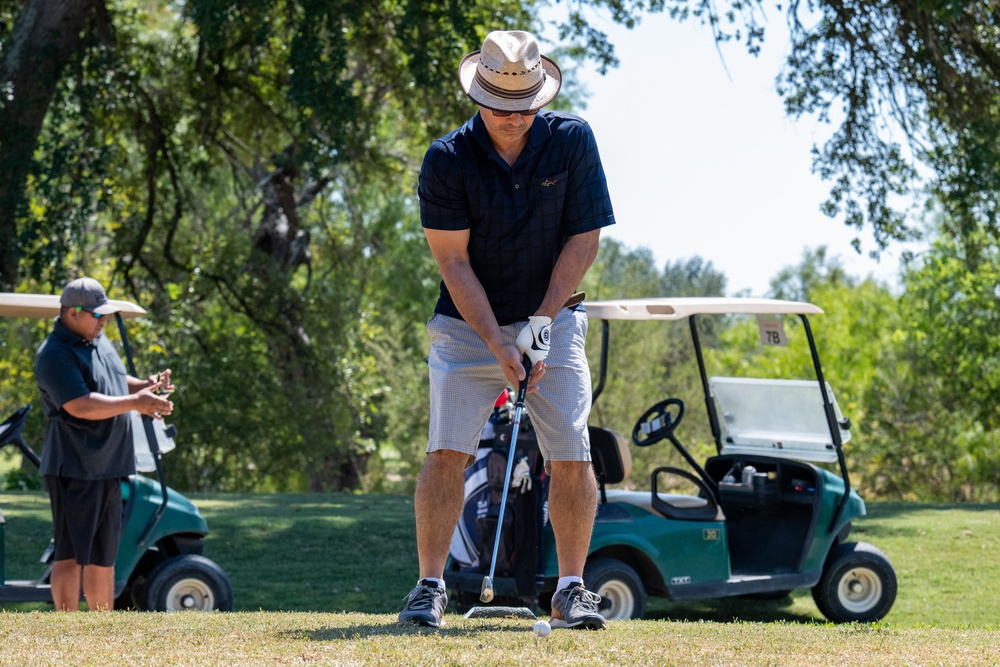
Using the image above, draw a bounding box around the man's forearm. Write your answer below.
[536,230,600,319]
[62,393,140,421]
[437,258,507,355]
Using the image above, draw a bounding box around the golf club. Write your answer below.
[479,355,530,604]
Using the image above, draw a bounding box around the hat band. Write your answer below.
[474,69,546,101]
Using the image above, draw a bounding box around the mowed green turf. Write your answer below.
[0,493,997,665]
[0,611,998,667]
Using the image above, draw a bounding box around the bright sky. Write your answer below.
[555,11,917,296]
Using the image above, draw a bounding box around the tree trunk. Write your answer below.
[0,0,108,288]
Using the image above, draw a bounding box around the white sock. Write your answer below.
[419,577,446,590]
[555,576,583,593]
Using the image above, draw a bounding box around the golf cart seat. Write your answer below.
[601,469,725,523]
[589,426,630,503]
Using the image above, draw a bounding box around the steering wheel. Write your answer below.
[631,398,685,447]
[0,405,32,447]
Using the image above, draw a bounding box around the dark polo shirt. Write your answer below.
[35,317,135,480]
[419,110,615,325]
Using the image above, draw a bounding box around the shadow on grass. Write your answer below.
[645,592,822,624]
[280,621,542,641]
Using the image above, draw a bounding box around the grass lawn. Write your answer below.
[0,492,997,665]
[1,611,998,667]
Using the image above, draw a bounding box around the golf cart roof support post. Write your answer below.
[800,314,853,534]
[591,320,610,405]
[115,312,139,378]
[689,315,724,453]
[113,312,169,550]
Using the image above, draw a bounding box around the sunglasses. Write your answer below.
[489,108,540,118]
[75,306,106,320]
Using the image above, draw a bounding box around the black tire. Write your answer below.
[143,554,234,612]
[812,542,896,623]
[584,558,647,620]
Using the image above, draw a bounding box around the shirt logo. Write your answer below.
[540,179,559,187]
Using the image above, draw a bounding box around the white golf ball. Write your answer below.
[533,619,551,637]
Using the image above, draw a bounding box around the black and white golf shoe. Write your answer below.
[550,584,606,630]
[398,580,448,628]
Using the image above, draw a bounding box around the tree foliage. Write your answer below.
[4,0,1000,498]
[861,229,1000,501]
[0,0,675,491]
[662,1,1000,255]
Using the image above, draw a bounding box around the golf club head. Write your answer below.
[480,576,495,603]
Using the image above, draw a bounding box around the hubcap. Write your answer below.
[596,579,635,620]
[836,566,882,613]
[165,577,216,611]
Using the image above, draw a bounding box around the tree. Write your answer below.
[767,245,857,302]
[0,0,674,490]
[663,1,1000,258]
[861,228,1000,501]
[8,0,997,492]
[0,0,113,287]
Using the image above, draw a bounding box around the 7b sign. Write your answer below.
[757,317,788,347]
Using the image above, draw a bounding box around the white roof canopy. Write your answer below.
[583,297,823,321]
[0,293,146,320]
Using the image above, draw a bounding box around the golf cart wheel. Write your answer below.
[812,542,896,623]
[584,558,647,620]
[143,554,234,612]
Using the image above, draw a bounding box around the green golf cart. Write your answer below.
[0,293,233,611]
[447,296,896,624]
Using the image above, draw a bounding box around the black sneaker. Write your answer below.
[550,584,606,630]
[398,580,448,628]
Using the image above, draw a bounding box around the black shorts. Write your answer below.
[44,476,124,567]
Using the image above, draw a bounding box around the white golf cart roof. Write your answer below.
[583,297,823,320]
[585,296,845,463]
[0,293,146,319]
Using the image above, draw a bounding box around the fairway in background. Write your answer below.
[1,492,998,626]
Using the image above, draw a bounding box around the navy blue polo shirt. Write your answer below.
[35,317,135,480]
[419,110,615,325]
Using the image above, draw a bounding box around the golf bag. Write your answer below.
[448,398,549,599]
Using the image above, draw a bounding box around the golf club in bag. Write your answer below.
[465,355,536,620]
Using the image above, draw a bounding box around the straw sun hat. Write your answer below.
[458,31,562,112]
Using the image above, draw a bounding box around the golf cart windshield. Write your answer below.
[710,377,850,463]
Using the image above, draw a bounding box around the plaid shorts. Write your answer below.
[426,306,592,468]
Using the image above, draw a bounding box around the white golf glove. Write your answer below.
[515,315,551,365]
[511,457,532,494]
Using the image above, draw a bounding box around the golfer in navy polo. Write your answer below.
[399,30,615,630]
[35,277,174,611]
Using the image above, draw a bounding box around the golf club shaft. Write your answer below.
[485,357,530,589]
